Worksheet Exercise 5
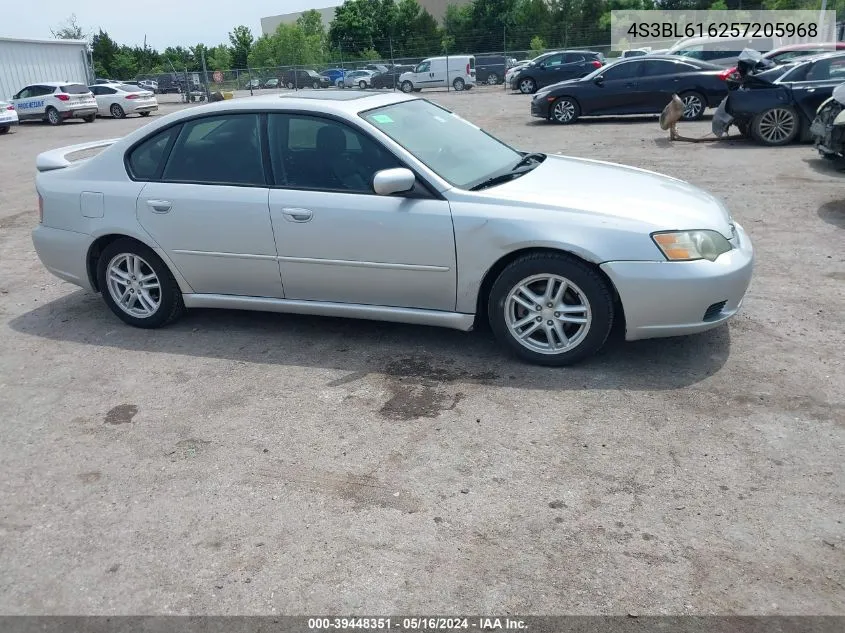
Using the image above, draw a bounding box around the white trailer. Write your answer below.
[0,37,92,101]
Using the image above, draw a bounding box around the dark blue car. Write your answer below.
[320,68,346,86]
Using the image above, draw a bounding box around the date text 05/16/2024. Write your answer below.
[626,21,818,39]
[307,617,528,630]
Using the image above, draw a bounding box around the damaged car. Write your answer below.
[810,82,845,162]
[713,49,845,146]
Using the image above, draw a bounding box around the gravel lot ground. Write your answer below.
[0,86,843,616]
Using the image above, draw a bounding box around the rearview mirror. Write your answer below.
[373,168,415,195]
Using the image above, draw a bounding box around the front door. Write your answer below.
[585,60,643,114]
[134,112,283,298]
[265,113,456,311]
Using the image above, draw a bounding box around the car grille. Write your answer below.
[703,301,727,321]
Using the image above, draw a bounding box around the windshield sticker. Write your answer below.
[371,114,393,124]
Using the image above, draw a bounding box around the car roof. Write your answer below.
[177,90,413,115]
[784,49,845,64]
[766,42,845,54]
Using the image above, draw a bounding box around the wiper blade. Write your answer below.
[469,166,534,191]
[511,152,546,170]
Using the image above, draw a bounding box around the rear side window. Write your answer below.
[127,127,178,180]
[117,84,141,92]
[61,84,89,94]
[161,114,265,186]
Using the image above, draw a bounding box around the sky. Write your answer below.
[2,0,340,50]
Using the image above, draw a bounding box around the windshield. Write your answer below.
[361,99,521,189]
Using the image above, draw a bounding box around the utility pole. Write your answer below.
[200,49,210,101]
[389,36,395,91]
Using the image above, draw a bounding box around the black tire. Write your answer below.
[550,96,580,124]
[453,77,465,91]
[97,238,185,329]
[678,91,706,121]
[82,114,95,123]
[519,77,536,94]
[140,111,151,117]
[412,88,422,92]
[110,103,125,119]
[0,125,9,134]
[313,81,320,89]
[736,121,750,138]
[401,81,413,93]
[45,107,61,126]
[286,82,295,89]
[487,253,614,366]
[359,80,367,89]
[751,106,800,146]
[486,72,499,85]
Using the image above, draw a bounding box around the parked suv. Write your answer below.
[475,54,509,85]
[510,50,605,93]
[10,82,97,125]
[282,69,331,89]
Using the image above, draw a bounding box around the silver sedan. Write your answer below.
[31,91,753,365]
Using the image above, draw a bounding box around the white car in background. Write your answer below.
[341,70,375,88]
[138,79,159,93]
[89,83,158,119]
[10,82,97,125]
[0,100,19,134]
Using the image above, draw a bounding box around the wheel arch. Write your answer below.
[473,246,625,330]
[551,93,582,113]
[86,233,192,294]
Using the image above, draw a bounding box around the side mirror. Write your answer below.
[373,168,415,196]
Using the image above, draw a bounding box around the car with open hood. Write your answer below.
[31,91,753,366]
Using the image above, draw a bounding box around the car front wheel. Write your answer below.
[752,106,799,146]
[45,107,61,125]
[550,97,580,124]
[359,80,367,89]
[401,80,414,93]
[486,73,499,85]
[519,78,536,94]
[97,238,185,329]
[487,253,614,366]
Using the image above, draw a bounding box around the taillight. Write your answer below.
[591,60,602,68]
[5,105,13,110]
[125,94,139,99]
[466,63,470,75]
[37,193,43,223]
[55,94,70,101]
[719,67,738,81]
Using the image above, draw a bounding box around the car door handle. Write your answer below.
[281,207,313,222]
[146,199,171,213]
[807,88,816,93]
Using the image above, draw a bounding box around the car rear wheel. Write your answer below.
[97,239,184,329]
[313,81,320,89]
[110,103,125,119]
[359,80,367,89]
[286,82,294,89]
[550,97,580,124]
[0,125,10,134]
[486,73,499,85]
[140,111,151,117]
[401,80,414,93]
[453,78,465,91]
[752,106,799,146]
[45,107,61,126]
[487,253,614,366]
[519,78,536,94]
[82,114,95,123]
[679,91,705,121]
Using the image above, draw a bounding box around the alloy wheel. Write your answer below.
[504,273,592,355]
[553,99,576,123]
[519,78,535,94]
[758,107,796,144]
[681,94,703,119]
[487,73,499,85]
[106,253,161,318]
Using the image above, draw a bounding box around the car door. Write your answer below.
[95,86,117,115]
[133,112,283,298]
[584,60,643,114]
[12,85,47,120]
[531,53,564,89]
[637,59,694,111]
[414,60,437,87]
[265,112,457,311]
[788,55,845,120]
[555,53,591,83]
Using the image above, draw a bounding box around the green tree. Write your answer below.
[248,35,277,68]
[208,44,232,70]
[228,25,254,69]
[528,35,546,56]
[297,9,327,39]
[91,30,119,76]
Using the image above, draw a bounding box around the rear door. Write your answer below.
[134,112,283,298]
[637,59,696,110]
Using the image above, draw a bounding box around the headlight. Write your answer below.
[534,91,549,101]
[651,230,732,262]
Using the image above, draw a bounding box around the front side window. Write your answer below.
[15,87,32,99]
[361,99,521,189]
[268,114,400,192]
[415,61,430,73]
[542,54,564,68]
[602,61,640,80]
[161,114,265,186]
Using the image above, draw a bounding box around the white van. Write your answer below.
[399,56,477,92]
[666,36,779,67]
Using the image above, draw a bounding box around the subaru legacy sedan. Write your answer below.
[32,91,753,366]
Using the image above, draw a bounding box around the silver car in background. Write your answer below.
[342,70,375,89]
[31,91,753,366]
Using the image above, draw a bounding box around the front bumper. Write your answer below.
[530,96,550,118]
[32,225,95,291]
[600,222,754,341]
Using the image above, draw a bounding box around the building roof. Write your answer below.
[0,36,88,46]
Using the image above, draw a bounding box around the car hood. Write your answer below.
[475,155,734,236]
